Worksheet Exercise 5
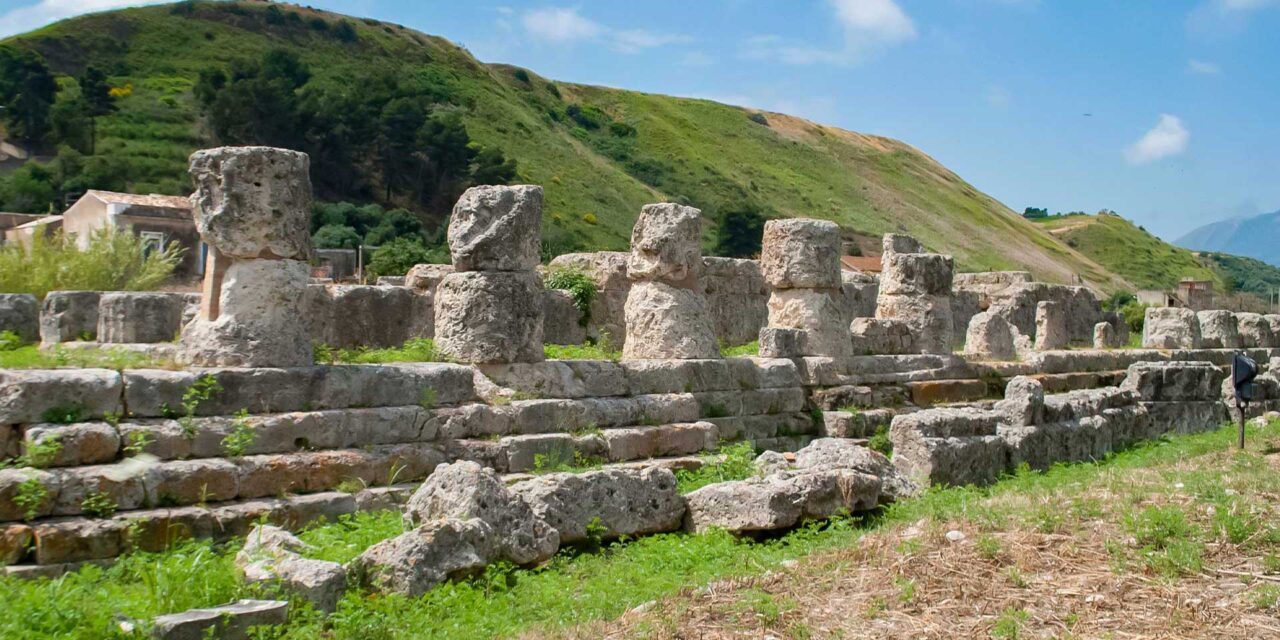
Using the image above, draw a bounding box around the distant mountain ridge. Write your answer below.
[1177,210,1280,267]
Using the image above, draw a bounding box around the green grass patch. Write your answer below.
[321,337,448,364]
[720,341,759,358]
[0,345,170,370]
[543,342,621,361]
[675,440,758,494]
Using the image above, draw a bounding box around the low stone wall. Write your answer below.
[0,357,818,568]
[889,361,1232,486]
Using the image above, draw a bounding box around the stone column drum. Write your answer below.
[874,234,954,354]
[622,203,719,360]
[434,185,544,364]
[757,218,850,358]
[178,146,315,368]
[1033,300,1068,351]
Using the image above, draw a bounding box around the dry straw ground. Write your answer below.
[552,427,1280,639]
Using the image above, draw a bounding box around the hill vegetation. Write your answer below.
[1031,213,1222,291]
[0,0,1128,288]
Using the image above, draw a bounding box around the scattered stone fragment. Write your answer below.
[151,599,288,640]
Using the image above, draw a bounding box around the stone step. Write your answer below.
[819,409,898,438]
[0,443,445,522]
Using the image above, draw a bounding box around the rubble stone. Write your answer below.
[510,467,684,543]
[235,525,346,612]
[351,518,495,597]
[152,599,289,640]
[403,461,558,565]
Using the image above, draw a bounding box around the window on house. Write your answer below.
[139,231,165,257]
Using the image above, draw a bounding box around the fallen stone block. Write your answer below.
[403,461,558,565]
[510,467,684,543]
[151,599,289,640]
[350,518,495,598]
[235,525,346,613]
[683,469,880,534]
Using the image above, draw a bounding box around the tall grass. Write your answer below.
[0,229,183,299]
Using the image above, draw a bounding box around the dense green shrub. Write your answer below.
[1120,301,1148,334]
[366,237,446,279]
[0,230,182,299]
[544,267,597,326]
[312,224,362,249]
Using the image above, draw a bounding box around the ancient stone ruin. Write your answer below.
[179,146,315,368]
[434,185,545,364]
[621,203,719,360]
[4,146,1280,631]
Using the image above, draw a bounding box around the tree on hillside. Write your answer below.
[0,47,57,144]
[714,204,767,258]
[79,67,117,155]
[377,97,427,200]
[1022,206,1048,219]
[200,49,309,148]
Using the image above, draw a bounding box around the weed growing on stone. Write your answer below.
[20,434,63,468]
[867,425,893,458]
[122,430,154,457]
[543,342,621,361]
[0,344,170,370]
[336,337,447,364]
[80,491,119,518]
[0,330,23,351]
[178,374,222,439]
[220,409,256,457]
[39,404,84,425]
[419,388,436,411]
[12,473,49,521]
[720,340,759,358]
[543,267,597,327]
[675,440,757,494]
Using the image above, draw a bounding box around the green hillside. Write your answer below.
[0,1,1126,289]
[1032,213,1221,291]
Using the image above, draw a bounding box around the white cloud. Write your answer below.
[830,0,917,45]
[0,0,168,39]
[521,7,606,44]
[612,29,693,54]
[1125,114,1190,165]
[520,7,690,54]
[1187,59,1221,74]
[742,0,916,66]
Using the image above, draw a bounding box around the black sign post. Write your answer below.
[1232,353,1258,450]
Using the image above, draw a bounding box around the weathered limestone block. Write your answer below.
[404,263,455,296]
[1034,301,1068,350]
[179,259,313,367]
[448,185,542,272]
[1197,310,1241,349]
[96,292,185,343]
[1143,307,1200,349]
[879,252,953,297]
[760,218,841,289]
[1,523,32,565]
[0,368,123,425]
[790,438,915,501]
[306,284,430,349]
[0,294,38,343]
[622,280,719,360]
[850,318,918,355]
[548,252,630,346]
[24,423,119,467]
[40,291,100,343]
[542,289,587,345]
[843,279,879,323]
[1121,361,1225,402]
[1093,322,1115,349]
[1237,312,1274,348]
[0,468,59,521]
[683,469,881,534]
[965,311,1017,360]
[765,287,850,357]
[627,203,703,285]
[758,327,807,358]
[996,376,1044,427]
[1267,315,1280,343]
[152,599,289,640]
[235,525,346,612]
[703,257,769,346]
[883,233,923,255]
[142,458,240,507]
[600,422,718,461]
[403,461,558,565]
[351,518,495,597]
[509,467,684,543]
[434,271,544,364]
[877,293,953,355]
[189,146,313,261]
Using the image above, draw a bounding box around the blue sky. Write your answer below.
[2,1,1279,241]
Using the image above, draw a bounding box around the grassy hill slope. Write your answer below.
[1,1,1126,289]
[1032,213,1221,291]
